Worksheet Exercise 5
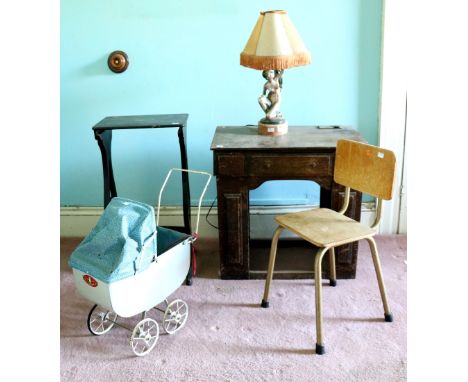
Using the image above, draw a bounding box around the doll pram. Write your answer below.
[68,169,211,356]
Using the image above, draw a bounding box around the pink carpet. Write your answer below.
[61,235,407,381]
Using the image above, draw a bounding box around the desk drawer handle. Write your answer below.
[310,160,317,168]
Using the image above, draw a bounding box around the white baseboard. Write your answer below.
[61,203,377,239]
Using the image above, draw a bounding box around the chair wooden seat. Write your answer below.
[275,208,376,248]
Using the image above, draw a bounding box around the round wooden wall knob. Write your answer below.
[108,51,129,73]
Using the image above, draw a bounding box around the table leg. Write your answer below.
[176,126,193,285]
[177,126,192,235]
[216,178,250,279]
[94,129,117,207]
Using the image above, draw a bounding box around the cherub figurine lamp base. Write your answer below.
[257,69,287,136]
[240,10,311,136]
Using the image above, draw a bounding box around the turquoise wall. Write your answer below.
[60,0,382,207]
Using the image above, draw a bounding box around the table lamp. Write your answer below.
[240,10,311,136]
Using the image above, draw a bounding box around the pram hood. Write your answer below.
[68,197,157,283]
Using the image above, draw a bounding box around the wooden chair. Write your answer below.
[261,139,396,355]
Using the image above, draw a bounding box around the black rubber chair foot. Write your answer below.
[329,279,337,287]
[384,313,393,322]
[261,299,269,308]
[185,278,193,286]
[316,344,325,355]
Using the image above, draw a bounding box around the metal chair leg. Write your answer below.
[329,247,337,287]
[314,247,330,355]
[366,237,393,322]
[261,226,284,308]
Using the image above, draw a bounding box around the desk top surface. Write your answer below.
[210,125,365,151]
[93,114,188,130]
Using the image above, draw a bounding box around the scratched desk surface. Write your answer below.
[210,126,365,151]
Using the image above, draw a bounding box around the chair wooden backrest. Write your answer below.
[334,139,396,200]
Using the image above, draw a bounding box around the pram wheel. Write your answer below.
[163,299,189,334]
[87,304,118,336]
[130,318,159,356]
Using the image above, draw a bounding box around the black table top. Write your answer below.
[93,114,188,131]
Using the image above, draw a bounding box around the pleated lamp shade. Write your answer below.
[240,10,311,70]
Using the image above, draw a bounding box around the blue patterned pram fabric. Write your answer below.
[68,197,157,283]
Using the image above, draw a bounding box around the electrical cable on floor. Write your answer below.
[205,197,218,230]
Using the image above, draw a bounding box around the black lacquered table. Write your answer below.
[92,113,194,283]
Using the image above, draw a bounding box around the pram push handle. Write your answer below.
[156,168,212,238]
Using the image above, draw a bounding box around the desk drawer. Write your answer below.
[216,154,245,176]
[247,154,332,177]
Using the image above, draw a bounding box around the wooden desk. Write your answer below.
[210,125,366,279]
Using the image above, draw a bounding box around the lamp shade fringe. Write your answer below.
[240,52,311,70]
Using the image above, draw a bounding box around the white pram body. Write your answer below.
[72,230,191,318]
[68,169,211,356]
